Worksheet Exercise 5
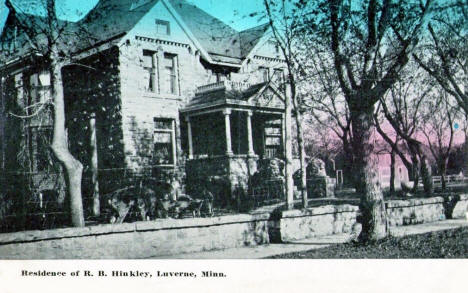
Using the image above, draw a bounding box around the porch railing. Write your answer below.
[195,80,251,95]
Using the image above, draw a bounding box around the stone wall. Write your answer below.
[0,213,269,259]
[272,195,468,242]
[1,195,466,258]
[270,204,359,242]
[451,194,468,218]
[185,155,258,207]
[386,197,446,226]
[386,195,468,226]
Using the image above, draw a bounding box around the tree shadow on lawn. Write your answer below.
[265,227,468,259]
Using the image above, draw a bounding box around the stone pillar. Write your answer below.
[223,109,233,155]
[246,110,255,156]
[186,116,193,159]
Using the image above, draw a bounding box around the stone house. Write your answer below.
[0,0,287,206]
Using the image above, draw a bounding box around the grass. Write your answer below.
[267,227,468,259]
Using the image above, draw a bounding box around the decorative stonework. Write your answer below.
[305,159,335,198]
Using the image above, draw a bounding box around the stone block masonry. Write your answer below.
[0,195,466,258]
[386,194,468,226]
[0,214,269,259]
[272,195,468,242]
[271,205,360,242]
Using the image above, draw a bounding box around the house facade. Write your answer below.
[0,0,287,207]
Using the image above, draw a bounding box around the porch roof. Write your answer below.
[181,81,285,116]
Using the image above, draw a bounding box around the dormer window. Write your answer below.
[268,40,280,54]
[259,67,269,82]
[156,19,170,35]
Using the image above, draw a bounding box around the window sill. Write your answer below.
[141,92,183,100]
[153,164,177,168]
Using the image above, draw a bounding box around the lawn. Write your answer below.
[268,227,468,258]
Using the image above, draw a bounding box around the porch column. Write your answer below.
[223,109,233,155]
[186,116,194,159]
[246,110,255,156]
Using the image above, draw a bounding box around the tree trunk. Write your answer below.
[294,110,308,208]
[464,125,468,176]
[390,149,396,194]
[284,85,294,209]
[351,107,387,242]
[342,138,355,188]
[49,61,85,227]
[89,113,100,217]
[410,156,420,193]
[420,155,433,196]
[0,76,5,170]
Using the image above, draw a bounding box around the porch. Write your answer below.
[181,80,286,203]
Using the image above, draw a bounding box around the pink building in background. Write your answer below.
[375,153,410,189]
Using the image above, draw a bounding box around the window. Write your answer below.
[264,120,282,158]
[155,19,170,35]
[143,50,156,92]
[259,67,269,82]
[29,70,51,103]
[268,40,280,54]
[272,68,284,86]
[163,53,177,94]
[153,118,176,165]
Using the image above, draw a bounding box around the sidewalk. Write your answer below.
[152,219,468,259]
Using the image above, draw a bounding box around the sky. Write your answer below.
[0,0,266,33]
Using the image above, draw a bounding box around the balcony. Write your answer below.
[195,80,251,95]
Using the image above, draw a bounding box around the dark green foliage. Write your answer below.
[268,228,468,258]
[62,47,126,196]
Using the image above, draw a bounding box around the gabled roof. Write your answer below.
[168,0,241,60]
[182,80,284,114]
[0,10,77,62]
[239,23,269,58]
[0,0,270,67]
[170,2,270,64]
[77,0,158,50]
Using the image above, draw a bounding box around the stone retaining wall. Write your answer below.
[448,194,468,219]
[0,214,269,259]
[386,194,468,226]
[1,195,467,258]
[273,195,468,242]
[270,205,359,242]
[386,197,446,226]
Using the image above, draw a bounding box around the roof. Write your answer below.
[0,0,269,66]
[183,80,284,114]
[0,11,78,62]
[77,0,158,50]
[239,23,269,58]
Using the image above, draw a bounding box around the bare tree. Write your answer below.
[421,89,458,190]
[4,0,85,227]
[375,63,434,194]
[303,45,356,186]
[295,0,434,241]
[413,0,467,174]
[263,0,308,208]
